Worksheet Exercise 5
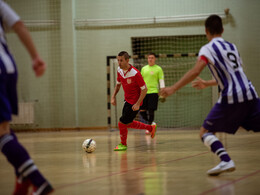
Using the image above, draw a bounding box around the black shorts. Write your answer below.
[120,101,139,124]
[140,93,159,111]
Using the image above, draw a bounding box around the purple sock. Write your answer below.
[202,133,231,162]
[210,141,231,162]
[0,133,47,187]
[9,129,19,176]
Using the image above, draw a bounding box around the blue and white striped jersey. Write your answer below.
[199,37,258,104]
[0,0,20,74]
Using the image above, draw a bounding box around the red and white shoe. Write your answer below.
[13,178,32,195]
[145,130,150,135]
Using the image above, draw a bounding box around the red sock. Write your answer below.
[118,122,128,145]
[127,120,152,131]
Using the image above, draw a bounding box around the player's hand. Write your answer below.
[132,104,140,111]
[159,96,166,103]
[191,77,207,90]
[159,89,166,103]
[159,86,175,98]
[32,56,46,77]
[111,97,116,106]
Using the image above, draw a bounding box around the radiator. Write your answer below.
[10,102,34,124]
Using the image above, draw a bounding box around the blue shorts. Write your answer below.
[203,99,260,134]
[0,61,18,123]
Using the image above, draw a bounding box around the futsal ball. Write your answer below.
[82,139,96,153]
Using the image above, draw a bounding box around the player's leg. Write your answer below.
[200,127,235,176]
[241,98,260,132]
[143,94,158,135]
[139,95,149,134]
[137,111,152,135]
[140,110,148,122]
[143,109,155,135]
[124,98,157,138]
[147,94,158,125]
[0,72,53,194]
[147,109,155,125]
[139,95,148,122]
[114,101,157,151]
[127,120,157,139]
[200,103,242,176]
[0,123,30,195]
[114,102,138,151]
[0,122,53,194]
[114,121,128,151]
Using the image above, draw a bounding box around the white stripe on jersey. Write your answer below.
[140,85,146,90]
[117,66,138,78]
[0,0,19,74]
[0,44,15,73]
[199,37,258,104]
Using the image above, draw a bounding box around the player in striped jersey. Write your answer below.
[0,1,53,194]
[111,51,157,151]
[160,15,260,176]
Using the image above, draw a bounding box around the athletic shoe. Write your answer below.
[151,122,157,139]
[114,143,127,151]
[32,182,54,195]
[145,130,150,135]
[207,160,236,176]
[13,178,31,195]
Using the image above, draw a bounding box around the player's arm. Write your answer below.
[158,67,165,91]
[111,83,121,106]
[12,21,46,77]
[132,86,147,111]
[160,59,207,97]
[192,77,217,90]
[159,68,165,90]
[158,67,166,102]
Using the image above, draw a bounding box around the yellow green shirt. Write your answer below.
[141,64,164,94]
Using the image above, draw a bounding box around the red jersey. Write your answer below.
[117,65,146,105]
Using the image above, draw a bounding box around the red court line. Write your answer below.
[56,140,260,191]
[56,151,209,190]
[198,169,260,195]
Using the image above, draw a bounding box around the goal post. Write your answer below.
[107,53,213,130]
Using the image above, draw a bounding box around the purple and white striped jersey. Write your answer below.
[0,0,20,74]
[199,37,258,104]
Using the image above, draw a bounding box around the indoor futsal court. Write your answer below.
[1,0,260,195]
[0,129,259,194]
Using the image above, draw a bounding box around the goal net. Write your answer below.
[108,35,215,129]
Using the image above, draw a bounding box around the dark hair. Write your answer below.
[147,52,156,57]
[205,15,223,35]
[118,51,130,60]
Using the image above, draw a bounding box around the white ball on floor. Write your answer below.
[82,139,96,153]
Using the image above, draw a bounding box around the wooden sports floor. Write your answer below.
[0,128,259,195]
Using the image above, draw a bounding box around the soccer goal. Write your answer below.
[107,35,217,130]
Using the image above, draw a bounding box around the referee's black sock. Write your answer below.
[140,111,148,121]
[148,110,155,125]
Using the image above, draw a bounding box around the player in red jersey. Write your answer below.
[111,51,157,151]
